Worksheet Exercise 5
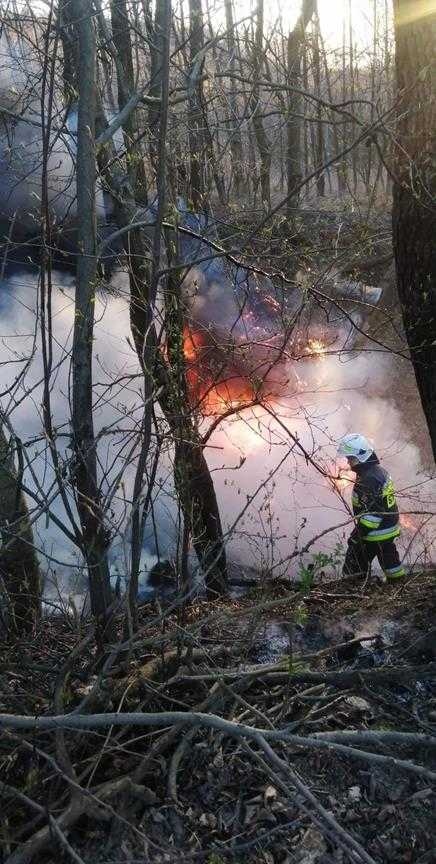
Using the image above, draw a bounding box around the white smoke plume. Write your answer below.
[0,34,433,584]
[0,34,111,240]
[1,262,434,599]
[206,343,436,577]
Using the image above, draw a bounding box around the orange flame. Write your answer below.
[306,338,327,357]
[183,329,203,362]
[179,323,324,417]
[182,325,257,416]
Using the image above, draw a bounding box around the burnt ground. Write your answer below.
[1,571,436,864]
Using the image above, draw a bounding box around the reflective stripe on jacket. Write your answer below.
[352,453,400,543]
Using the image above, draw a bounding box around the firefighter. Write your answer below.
[337,433,405,582]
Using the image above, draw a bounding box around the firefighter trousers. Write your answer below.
[343,528,405,581]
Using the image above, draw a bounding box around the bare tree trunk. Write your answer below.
[93,11,227,600]
[224,0,244,196]
[58,0,78,101]
[302,33,309,178]
[110,0,148,203]
[148,0,166,169]
[201,96,227,205]
[348,0,358,192]
[319,24,341,196]
[73,0,113,638]
[364,0,378,194]
[188,0,206,208]
[381,0,392,194]
[185,0,226,207]
[286,0,316,215]
[93,99,156,628]
[312,9,325,197]
[392,0,436,460]
[236,26,257,203]
[159,19,228,595]
[126,0,172,625]
[250,0,271,210]
[340,11,348,192]
[175,440,228,598]
[286,28,301,215]
[0,422,40,634]
[163,248,228,598]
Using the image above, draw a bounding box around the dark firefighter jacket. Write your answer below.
[352,452,400,542]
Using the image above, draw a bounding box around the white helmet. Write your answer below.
[337,433,373,463]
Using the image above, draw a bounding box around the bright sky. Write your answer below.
[16,0,392,50]
[244,0,391,49]
[222,0,393,55]
[318,0,380,46]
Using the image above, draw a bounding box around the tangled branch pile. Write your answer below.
[1,574,436,864]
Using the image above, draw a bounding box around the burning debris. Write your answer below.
[182,323,287,415]
[306,337,328,356]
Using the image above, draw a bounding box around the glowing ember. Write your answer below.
[306,338,327,357]
[182,325,258,416]
[263,294,281,311]
[201,380,256,416]
[183,329,204,362]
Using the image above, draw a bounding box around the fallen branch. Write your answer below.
[280,732,436,784]
[3,707,436,786]
[251,733,378,864]
[5,793,85,864]
[167,661,436,689]
[3,759,155,864]
[313,730,436,750]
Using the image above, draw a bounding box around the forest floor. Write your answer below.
[2,569,436,864]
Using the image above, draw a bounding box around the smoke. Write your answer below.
[0,35,110,242]
[0,267,136,587]
[0,261,434,600]
[0,24,433,585]
[205,343,436,576]
[0,264,190,599]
